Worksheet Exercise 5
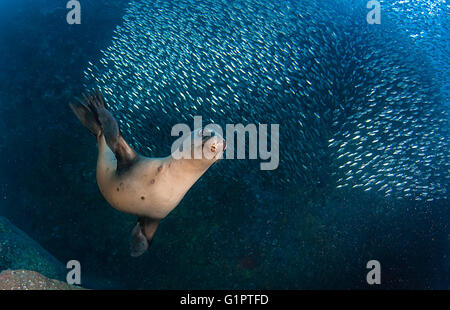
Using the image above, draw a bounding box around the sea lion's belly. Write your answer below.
[97,157,186,219]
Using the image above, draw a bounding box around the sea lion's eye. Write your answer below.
[201,129,213,137]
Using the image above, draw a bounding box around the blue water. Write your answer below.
[0,0,448,289]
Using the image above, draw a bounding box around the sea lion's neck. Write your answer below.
[165,156,212,190]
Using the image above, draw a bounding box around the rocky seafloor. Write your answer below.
[0,216,83,290]
[0,270,83,290]
[0,216,65,280]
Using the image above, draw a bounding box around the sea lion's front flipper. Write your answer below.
[73,90,139,173]
[130,217,160,257]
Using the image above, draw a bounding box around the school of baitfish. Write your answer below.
[84,0,449,201]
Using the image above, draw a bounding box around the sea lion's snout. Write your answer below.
[206,137,225,153]
[191,128,226,161]
[210,139,225,153]
[201,132,225,161]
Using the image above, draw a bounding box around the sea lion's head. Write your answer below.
[198,128,226,162]
[174,128,226,169]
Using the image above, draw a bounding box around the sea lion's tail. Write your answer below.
[130,217,160,257]
[69,90,138,172]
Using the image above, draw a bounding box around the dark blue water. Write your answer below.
[0,0,448,289]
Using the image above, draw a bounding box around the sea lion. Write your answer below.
[69,90,225,257]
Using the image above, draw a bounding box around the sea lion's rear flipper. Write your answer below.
[69,99,102,136]
[130,222,149,257]
[130,217,160,257]
[69,90,138,172]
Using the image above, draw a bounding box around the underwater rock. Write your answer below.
[0,217,65,280]
[0,270,83,290]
